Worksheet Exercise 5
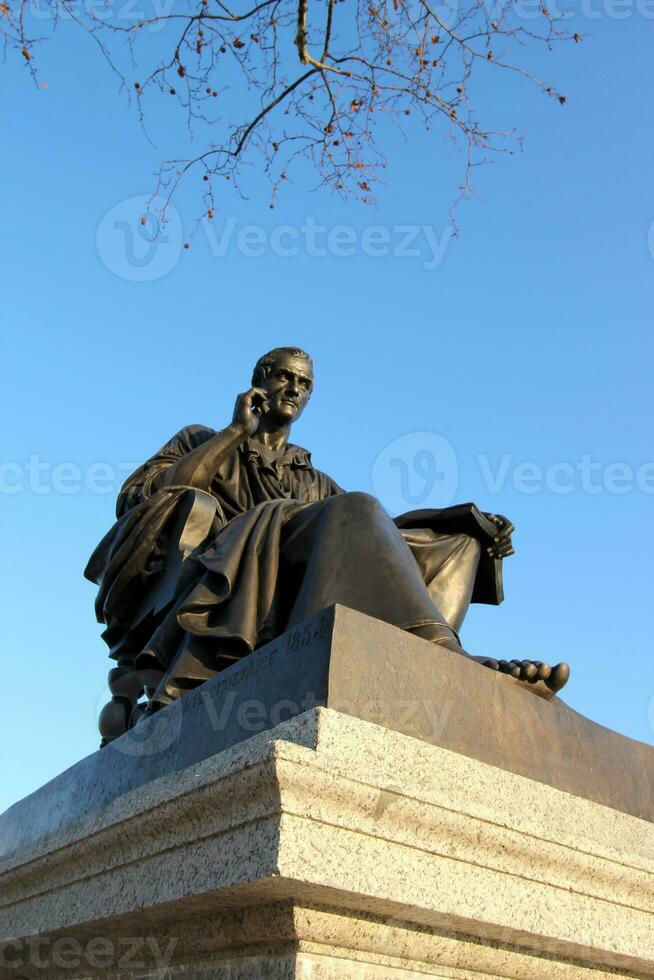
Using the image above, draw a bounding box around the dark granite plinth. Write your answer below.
[2,604,653,859]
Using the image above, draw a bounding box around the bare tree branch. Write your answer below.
[2,0,581,226]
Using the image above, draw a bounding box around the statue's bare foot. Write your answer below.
[411,625,570,701]
[472,656,570,699]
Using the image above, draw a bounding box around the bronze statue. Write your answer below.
[87,347,570,744]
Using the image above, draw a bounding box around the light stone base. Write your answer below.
[1,707,653,979]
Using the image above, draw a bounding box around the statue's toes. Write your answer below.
[546,662,570,693]
[535,662,552,681]
[521,661,538,681]
[470,656,500,671]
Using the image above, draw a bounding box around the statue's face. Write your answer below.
[261,352,314,425]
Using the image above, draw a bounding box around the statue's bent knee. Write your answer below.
[330,491,385,520]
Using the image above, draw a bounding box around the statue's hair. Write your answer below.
[251,347,313,386]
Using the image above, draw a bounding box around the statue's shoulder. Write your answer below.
[160,423,217,456]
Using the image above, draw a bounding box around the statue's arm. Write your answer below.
[161,386,268,491]
[161,423,247,491]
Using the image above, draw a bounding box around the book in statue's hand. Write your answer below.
[393,503,511,606]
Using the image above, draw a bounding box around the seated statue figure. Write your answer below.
[87,347,570,744]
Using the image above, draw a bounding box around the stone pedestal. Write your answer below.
[2,608,653,978]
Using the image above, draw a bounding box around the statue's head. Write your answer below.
[251,347,314,425]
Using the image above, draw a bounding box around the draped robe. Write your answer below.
[86,425,503,708]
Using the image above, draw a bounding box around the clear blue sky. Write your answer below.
[1,4,653,814]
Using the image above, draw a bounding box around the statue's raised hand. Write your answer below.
[233,387,268,436]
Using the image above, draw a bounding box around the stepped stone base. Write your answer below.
[2,706,654,978]
[1,608,654,977]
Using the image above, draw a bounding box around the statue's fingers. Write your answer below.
[536,662,552,681]
[248,387,270,412]
[498,660,513,675]
[482,658,499,670]
[490,514,514,532]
